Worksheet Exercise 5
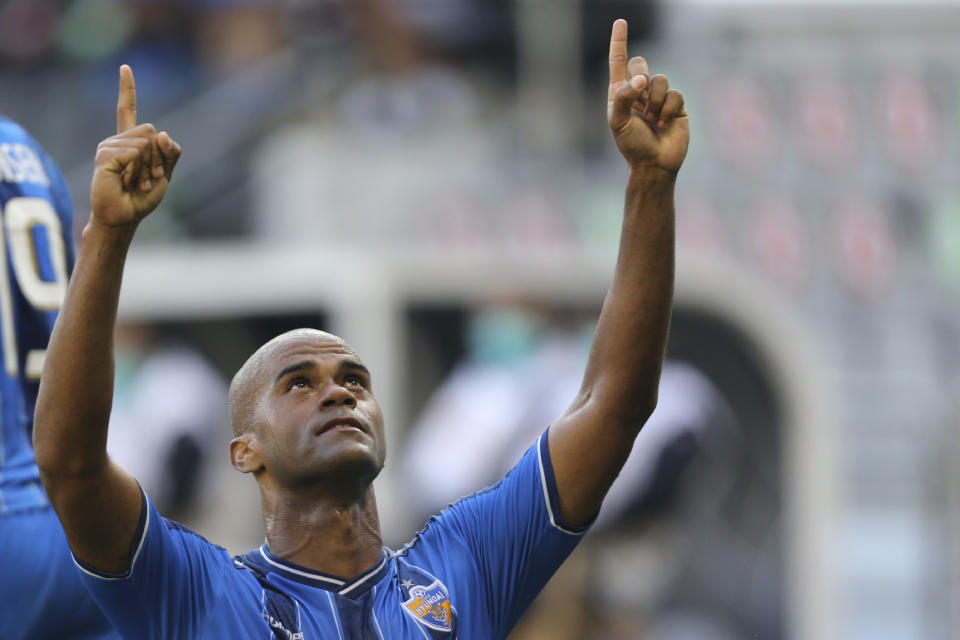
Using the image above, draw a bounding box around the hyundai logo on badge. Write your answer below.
[402,580,453,632]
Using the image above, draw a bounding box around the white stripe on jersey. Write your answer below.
[326,592,345,640]
[259,546,345,586]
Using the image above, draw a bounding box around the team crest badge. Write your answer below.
[402,580,453,632]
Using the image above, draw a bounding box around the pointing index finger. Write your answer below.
[608,19,628,89]
[117,65,137,134]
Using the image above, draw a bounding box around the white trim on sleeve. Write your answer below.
[537,432,588,536]
[73,492,152,581]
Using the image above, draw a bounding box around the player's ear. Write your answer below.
[229,433,263,474]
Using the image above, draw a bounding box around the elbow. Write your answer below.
[32,403,63,475]
[35,449,108,495]
[32,414,56,478]
[33,434,66,489]
[638,387,659,423]
[34,447,63,497]
[33,414,108,484]
[622,389,658,432]
[577,384,658,434]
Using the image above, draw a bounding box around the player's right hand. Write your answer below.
[90,65,181,229]
[607,19,689,175]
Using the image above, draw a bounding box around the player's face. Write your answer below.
[252,333,386,487]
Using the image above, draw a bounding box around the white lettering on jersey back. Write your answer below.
[0,143,50,187]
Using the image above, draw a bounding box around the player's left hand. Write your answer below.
[607,19,689,175]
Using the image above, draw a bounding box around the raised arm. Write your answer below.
[548,19,689,526]
[33,66,181,574]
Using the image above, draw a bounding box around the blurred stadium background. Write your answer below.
[3,0,960,638]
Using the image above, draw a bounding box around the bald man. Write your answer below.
[34,18,689,639]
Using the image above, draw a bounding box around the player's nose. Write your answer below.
[318,381,357,408]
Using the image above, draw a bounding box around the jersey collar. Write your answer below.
[241,544,392,598]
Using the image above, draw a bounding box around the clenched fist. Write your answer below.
[607,19,689,175]
[90,65,181,228]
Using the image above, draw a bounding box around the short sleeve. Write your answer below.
[429,428,590,637]
[73,488,229,639]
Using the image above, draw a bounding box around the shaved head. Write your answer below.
[228,329,356,436]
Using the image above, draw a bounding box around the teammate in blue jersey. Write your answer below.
[0,116,118,637]
[34,18,689,639]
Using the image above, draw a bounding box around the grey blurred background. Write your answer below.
[3,0,960,638]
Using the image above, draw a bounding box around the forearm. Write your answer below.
[580,168,675,425]
[33,65,179,571]
[34,222,134,478]
[547,169,676,526]
[528,19,686,526]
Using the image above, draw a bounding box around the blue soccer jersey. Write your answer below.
[76,430,589,639]
[0,114,74,515]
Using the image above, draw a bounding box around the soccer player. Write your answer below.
[34,18,688,638]
[0,117,117,636]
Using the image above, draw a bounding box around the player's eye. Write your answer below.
[344,374,365,388]
[286,375,310,391]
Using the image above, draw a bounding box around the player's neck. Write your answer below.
[261,484,384,580]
